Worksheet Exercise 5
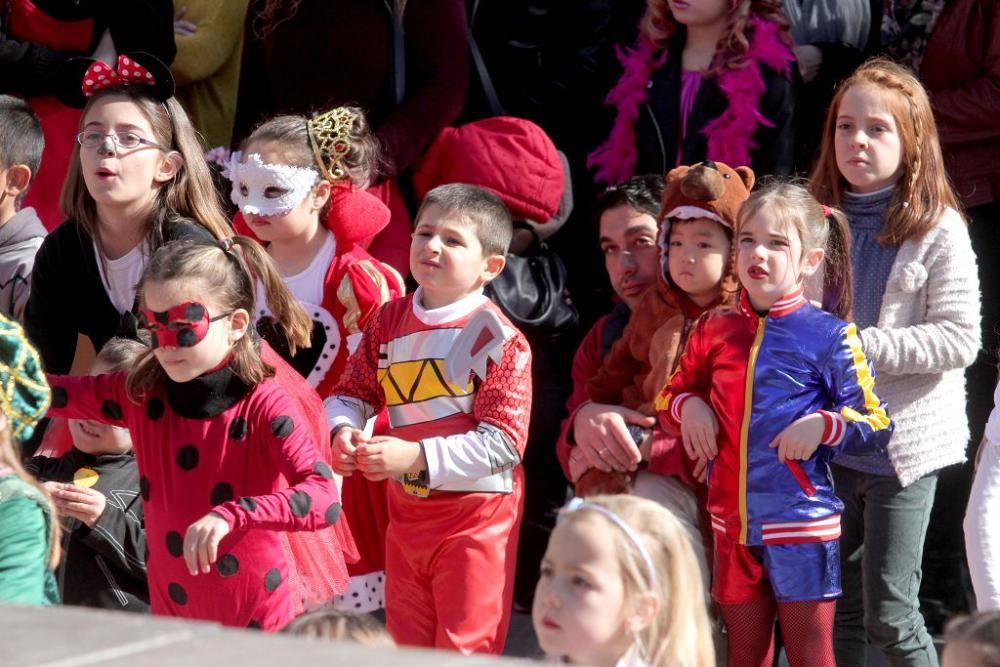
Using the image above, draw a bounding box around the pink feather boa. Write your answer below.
[588,17,794,185]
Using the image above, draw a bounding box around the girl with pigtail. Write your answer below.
[25,53,231,381]
[656,182,893,667]
[44,236,352,630]
[810,59,981,667]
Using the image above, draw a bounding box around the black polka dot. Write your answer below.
[217,553,239,577]
[168,582,188,605]
[352,592,359,598]
[211,483,234,506]
[229,417,248,440]
[238,496,258,512]
[165,531,183,557]
[101,400,123,420]
[147,398,165,421]
[270,415,294,438]
[288,491,311,517]
[176,445,199,471]
[264,568,282,592]
[177,329,198,347]
[184,303,206,321]
[325,502,342,524]
[139,476,150,501]
[313,461,334,479]
[51,387,68,408]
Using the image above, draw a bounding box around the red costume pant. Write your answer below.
[384,476,523,654]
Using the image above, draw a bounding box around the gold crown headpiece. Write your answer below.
[306,107,361,182]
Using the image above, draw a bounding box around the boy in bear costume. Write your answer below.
[573,160,753,500]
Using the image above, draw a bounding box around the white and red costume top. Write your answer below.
[326,289,532,495]
[325,289,532,653]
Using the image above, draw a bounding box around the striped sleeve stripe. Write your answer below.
[762,526,842,543]
[762,515,841,530]
[762,515,841,543]
[671,392,695,424]
[819,410,846,446]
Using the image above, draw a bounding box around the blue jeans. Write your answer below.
[833,465,939,667]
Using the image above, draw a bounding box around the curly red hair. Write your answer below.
[641,0,790,73]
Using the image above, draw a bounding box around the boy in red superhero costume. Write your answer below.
[326,184,531,654]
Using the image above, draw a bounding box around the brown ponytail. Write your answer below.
[228,236,312,352]
[820,208,854,322]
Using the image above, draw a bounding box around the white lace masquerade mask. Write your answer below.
[228,152,319,216]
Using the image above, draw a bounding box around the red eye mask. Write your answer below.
[140,302,229,349]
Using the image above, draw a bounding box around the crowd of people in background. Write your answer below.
[0,0,998,666]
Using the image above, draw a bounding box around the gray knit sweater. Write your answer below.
[857,207,980,487]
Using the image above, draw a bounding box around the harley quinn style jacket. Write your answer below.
[656,289,892,546]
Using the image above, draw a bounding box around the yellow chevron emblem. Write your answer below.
[378,359,474,406]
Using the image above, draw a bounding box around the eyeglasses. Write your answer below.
[75,130,162,152]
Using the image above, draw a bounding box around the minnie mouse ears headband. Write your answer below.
[61,52,175,109]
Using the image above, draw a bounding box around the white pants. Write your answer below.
[965,438,1000,610]
[632,470,708,583]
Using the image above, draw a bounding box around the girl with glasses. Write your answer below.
[23,54,230,392]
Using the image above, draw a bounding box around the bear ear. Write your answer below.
[665,165,690,185]
[734,166,756,192]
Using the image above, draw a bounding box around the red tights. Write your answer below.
[719,597,835,667]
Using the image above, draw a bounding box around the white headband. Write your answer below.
[228,152,319,216]
[560,497,658,590]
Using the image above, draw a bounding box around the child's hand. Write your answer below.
[572,402,650,472]
[44,482,106,528]
[331,426,364,475]
[183,512,231,576]
[692,456,709,484]
[680,396,719,460]
[355,437,426,481]
[769,413,825,463]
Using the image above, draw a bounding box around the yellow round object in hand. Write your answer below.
[73,467,100,488]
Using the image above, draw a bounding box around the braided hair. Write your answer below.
[809,58,962,245]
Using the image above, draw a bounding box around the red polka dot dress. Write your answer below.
[46,363,343,631]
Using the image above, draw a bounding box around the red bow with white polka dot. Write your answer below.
[81,55,156,97]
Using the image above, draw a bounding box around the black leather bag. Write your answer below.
[485,243,579,339]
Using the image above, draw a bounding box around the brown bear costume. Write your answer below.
[576,160,755,495]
